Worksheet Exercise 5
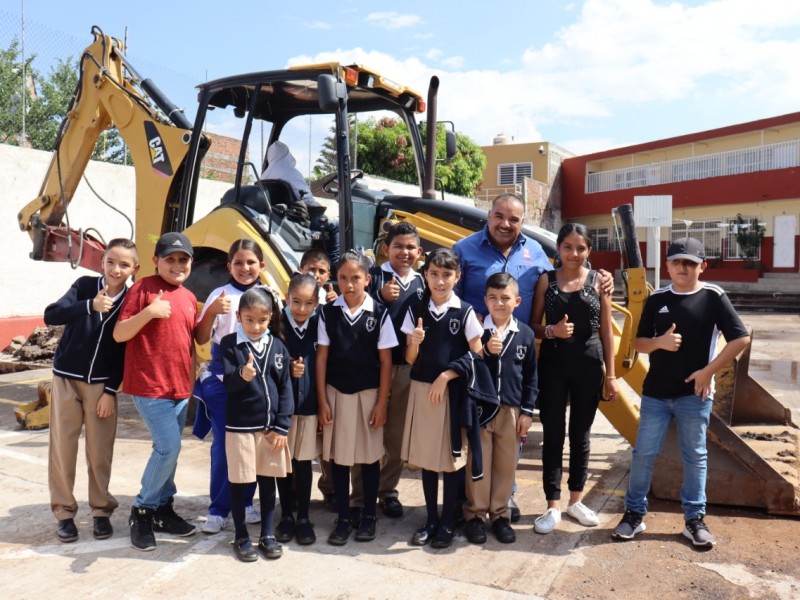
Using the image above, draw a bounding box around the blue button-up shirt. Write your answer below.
[453,226,552,323]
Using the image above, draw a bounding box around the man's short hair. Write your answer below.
[385,221,420,246]
[300,248,331,268]
[491,193,525,212]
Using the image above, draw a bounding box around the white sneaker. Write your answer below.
[200,514,225,534]
[245,505,261,524]
[533,508,561,534]
[567,501,599,527]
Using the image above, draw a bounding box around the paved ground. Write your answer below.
[0,313,798,599]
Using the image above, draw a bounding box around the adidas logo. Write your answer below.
[658,306,670,313]
[172,240,183,246]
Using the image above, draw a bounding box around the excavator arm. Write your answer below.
[17,26,199,270]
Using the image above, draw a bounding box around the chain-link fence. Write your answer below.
[0,10,201,151]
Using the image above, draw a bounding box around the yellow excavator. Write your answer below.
[15,27,798,515]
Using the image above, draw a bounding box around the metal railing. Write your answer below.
[586,139,800,193]
[474,184,522,203]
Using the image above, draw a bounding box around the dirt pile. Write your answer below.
[2,326,62,362]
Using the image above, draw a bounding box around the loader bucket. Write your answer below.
[649,329,800,515]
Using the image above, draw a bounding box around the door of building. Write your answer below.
[773,214,797,269]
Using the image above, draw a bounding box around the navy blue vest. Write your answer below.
[409,301,475,384]
[281,310,318,416]
[369,267,426,365]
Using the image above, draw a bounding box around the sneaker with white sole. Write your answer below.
[245,505,261,524]
[201,514,226,534]
[682,516,716,547]
[566,501,599,527]
[533,508,561,534]
[611,509,646,540]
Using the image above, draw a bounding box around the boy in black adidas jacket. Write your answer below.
[44,238,139,544]
[464,273,537,545]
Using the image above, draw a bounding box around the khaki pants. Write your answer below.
[48,376,118,520]
[351,365,411,503]
[464,405,519,523]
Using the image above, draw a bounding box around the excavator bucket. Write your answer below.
[14,381,52,431]
[610,203,800,516]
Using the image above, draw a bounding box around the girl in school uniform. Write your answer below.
[317,251,398,546]
[529,223,618,534]
[401,248,483,549]
[221,287,294,562]
[194,239,282,533]
[275,273,321,545]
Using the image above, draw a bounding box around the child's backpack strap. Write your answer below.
[547,269,559,292]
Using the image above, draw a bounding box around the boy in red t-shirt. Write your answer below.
[114,232,198,551]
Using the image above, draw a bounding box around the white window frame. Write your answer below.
[724,215,762,261]
[498,162,533,186]
[588,226,620,252]
[670,219,722,259]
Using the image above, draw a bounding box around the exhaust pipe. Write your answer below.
[422,76,439,200]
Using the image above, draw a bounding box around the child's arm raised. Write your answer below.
[113,290,171,342]
[405,318,425,365]
[44,278,97,325]
[195,289,230,344]
[635,322,682,354]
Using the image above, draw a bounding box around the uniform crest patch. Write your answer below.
[449,318,461,335]
[366,316,377,332]
[274,353,284,369]
[416,288,424,299]
[516,345,527,360]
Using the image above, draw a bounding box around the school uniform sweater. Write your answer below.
[368,264,425,365]
[407,300,477,383]
[44,276,127,396]
[221,330,293,434]
[481,317,538,416]
[281,309,319,417]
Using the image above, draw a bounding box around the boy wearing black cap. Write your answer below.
[612,237,749,548]
[114,232,199,551]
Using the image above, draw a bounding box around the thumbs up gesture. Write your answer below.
[325,283,338,303]
[211,289,231,316]
[555,314,573,338]
[291,356,305,378]
[241,352,256,381]
[148,290,171,319]
[660,322,682,352]
[485,328,503,355]
[381,276,400,303]
[411,317,426,345]
[93,284,113,313]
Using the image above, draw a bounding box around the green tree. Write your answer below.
[733,213,765,269]
[26,57,78,150]
[0,38,35,146]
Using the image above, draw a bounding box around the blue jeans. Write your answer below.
[133,396,188,510]
[624,394,712,521]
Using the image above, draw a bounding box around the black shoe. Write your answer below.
[258,535,283,559]
[327,518,353,546]
[491,517,516,544]
[92,516,113,540]
[379,496,404,519]
[233,537,258,562]
[465,517,487,544]
[129,506,156,551]
[508,496,521,523]
[431,525,455,549]
[411,522,437,546]
[153,498,197,537]
[295,518,316,545]
[354,515,377,542]
[275,515,295,543]
[323,494,337,512]
[57,518,78,543]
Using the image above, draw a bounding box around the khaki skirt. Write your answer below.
[288,414,321,462]
[321,385,385,467]
[226,431,292,483]
[401,379,467,473]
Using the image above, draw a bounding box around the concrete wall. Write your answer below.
[1,143,231,321]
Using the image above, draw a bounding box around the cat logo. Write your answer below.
[144,121,174,177]
[449,318,461,335]
[274,353,284,370]
[516,345,527,360]
[366,316,377,332]
[416,288,424,299]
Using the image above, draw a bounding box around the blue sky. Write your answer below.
[6,0,800,168]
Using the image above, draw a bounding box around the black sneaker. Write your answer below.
[611,509,646,541]
[57,518,78,543]
[465,517,487,544]
[295,518,316,545]
[491,517,516,544]
[129,506,156,551]
[682,516,716,548]
[354,515,377,542]
[92,516,113,540]
[258,535,283,559]
[411,522,437,546]
[153,499,197,537]
[379,496,404,519]
[327,518,353,546]
[508,496,521,524]
[431,525,455,549]
[275,515,295,543]
[233,537,258,562]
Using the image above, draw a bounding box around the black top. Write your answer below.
[481,319,538,414]
[408,301,476,384]
[44,276,127,396]
[221,332,293,434]
[281,310,318,416]
[637,283,749,399]
[368,266,425,365]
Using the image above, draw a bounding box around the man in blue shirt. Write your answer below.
[454,194,552,323]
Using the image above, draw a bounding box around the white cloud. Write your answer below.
[308,21,332,30]
[441,56,464,69]
[426,48,443,60]
[365,12,422,30]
